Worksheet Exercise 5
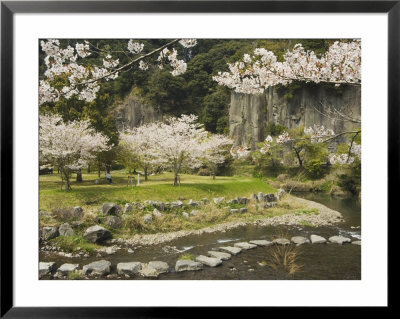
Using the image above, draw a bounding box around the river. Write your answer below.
[40,193,361,280]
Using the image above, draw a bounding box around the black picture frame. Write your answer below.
[1,0,394,317]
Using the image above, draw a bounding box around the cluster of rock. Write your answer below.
[40,231,360,279]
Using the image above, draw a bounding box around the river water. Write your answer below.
[41,193,361,280]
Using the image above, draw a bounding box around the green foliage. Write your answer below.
[265,122,287,137]
[178,253,196,261]
[49,235,99,253]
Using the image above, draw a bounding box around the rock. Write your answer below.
[70,221,83,228]
[310,234,327,244]
[39,262,56,277]
[101,203,120,216]
[182,212,189,218]
[213,197,225,204]
[234,242,257,250]
[264,193,277,202]
[352,240,362,245]
[218,246,242,255]
[170,201,183,210]
[153,208,162,218]
[104,216,122,229]
[239,208,248,213]
[249,240,272,246]
[257,203,267,209]
[273,238,291,245]
[230,209,239,213]
[39,211,52,217]
[291,236,310,245]
[123,203,133,213]
[41,227,59,240]
[276,188,285,200]
[227,198,238,204]
[250,194,258,201]
[201,198,209,204]
[57,263,80,276]
[83,225,111,243]
[196,255,222,267]
[117,262,142,276]
[127,248,134,253]
[256,192,264,201]
[329,236,351,245]
[143,214,152,223]
[237,197,249,205]
[96,246,118,256]
[208,251,231,260]
[140,264,160,278]
[266,202,277,208]
[188,199,198,206]
[72,206,84,218]
[82,260,111,276]
[154,201,167,211]
[175,260,203,272]
[58,223,74,237]
[148,261,169,274]
[190,210,199,216]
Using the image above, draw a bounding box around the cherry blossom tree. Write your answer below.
[202,134,233,179]
[39,38,197,105]
[119,123,167,181]
[213,40,361,94]
[39,114,111,190]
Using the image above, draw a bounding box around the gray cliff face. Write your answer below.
[114,94,162,131]
[230,84,361,148]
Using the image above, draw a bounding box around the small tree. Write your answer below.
[39,114,111,190]
[202,134,233,179]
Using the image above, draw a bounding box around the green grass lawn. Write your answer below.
[39,170,276,212]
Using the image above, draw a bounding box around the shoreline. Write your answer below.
[114,195,344,247]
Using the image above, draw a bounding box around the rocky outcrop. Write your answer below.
[229,84,361,148]
[114,93,162,131]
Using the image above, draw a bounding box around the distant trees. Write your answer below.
[39,114,111,190]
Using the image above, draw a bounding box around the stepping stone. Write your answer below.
[310,235,327,244]
[234,242,257,250]
[148,261,169,274]
[291,236,310,245]
[249,240,272,247]
[39,262,56,277]
[82,260,111,276]
[196,255,222,267]
[218,246,242,255]
[175,260,203,272]
[117,262,142,276]
[273,238,291,245]
[57,263,80,276]
[208,251,231,260]
[329,236,351,245]
[140,264,160,278]
[352,240,362,245]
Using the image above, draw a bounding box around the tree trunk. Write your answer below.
[294,148,303,168]
[87,165,90,173]
[76,169,83,182]
[62,169,71,191]
[144,167,148,181]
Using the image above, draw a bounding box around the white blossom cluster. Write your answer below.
[179,39,198,48]
[213,40,361,94]
[39,114,111,171]
[329,141,361,165]
[304,125,335,143]
[259,135,273,154]
[157,48,187,76]
[276,132,292,144]
[127,40,144,54]
[230,146,251,159]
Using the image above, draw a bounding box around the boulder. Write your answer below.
[117,262,142,276]
[140,264,160,278]
[256,192,264,202]
[264,193,277,202]
[153,208,162,218]
[170,201,183,210]
[227,198,238,204]
[123,203,133,214]
[52,207,83,220]
[104,216,122,229]
[175,260,203,272]
[310,234,327,244]
[273,238,291,245]
[41,227,59,241]
[234,242,257,250]
[190,210,199,216]
[249,240,272,246]
[188,199,198,206]
[237,197,249,205]
[201,198,209,204]
[82,260,111,276]
[83,225,111,243]
[39,211,52,217]
[143,214,152,223]
[154,201,167,211]
[213,197,225,204]
[250,194,258,201]
[276,188,285,200]
[352,240,362,246]
[72,206,84,218]
[208,251,231,260]
[39,262,56,277]
[230,209,239,213]
[195,255,222,267]
[101,203,120,216]
[218,246,242,255]
[239,208,248,213]
[58,223,74,237]
[148,261,169,274]
[329,236,351,245]
[291,236,310,245]
[57,263,80,276]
